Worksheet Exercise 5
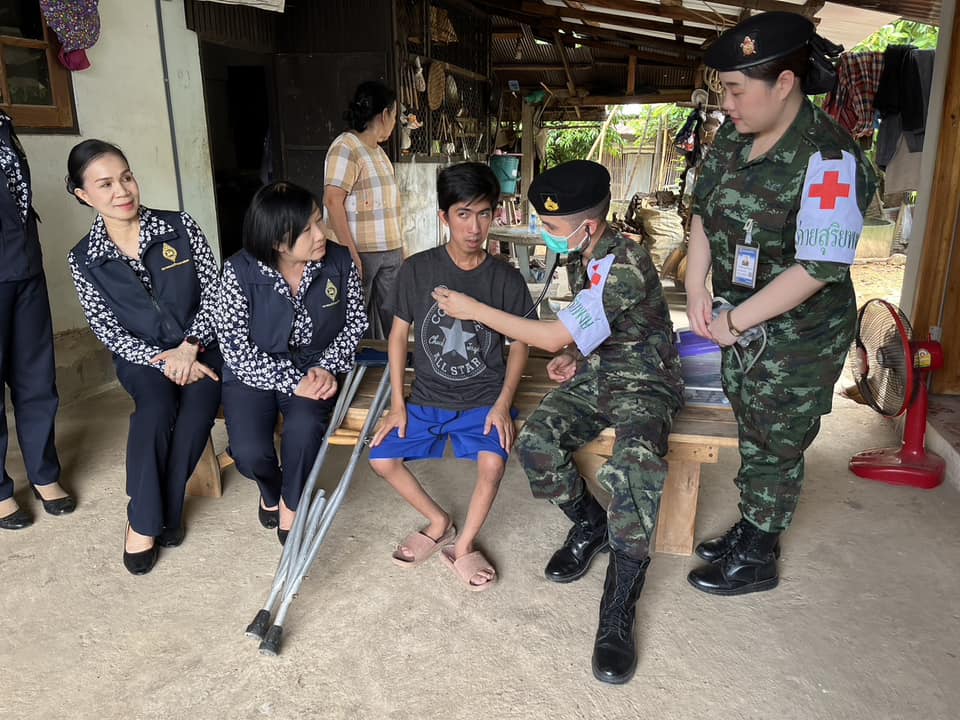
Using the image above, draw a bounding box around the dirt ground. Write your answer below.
[850,256,906,306]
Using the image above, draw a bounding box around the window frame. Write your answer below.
[0,21,77,132]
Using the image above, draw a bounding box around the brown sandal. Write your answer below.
[439,547,497,592]
[391,524,457,568]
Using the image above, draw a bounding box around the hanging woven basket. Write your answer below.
[428,61,445,111]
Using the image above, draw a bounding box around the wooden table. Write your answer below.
[487,226,558,283]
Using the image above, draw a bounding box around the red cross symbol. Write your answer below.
[808,171,851,210]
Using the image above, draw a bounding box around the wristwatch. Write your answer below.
[185,335,203,350]
[726,311,743,338]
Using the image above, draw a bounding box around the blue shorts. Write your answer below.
[369,404,518,462]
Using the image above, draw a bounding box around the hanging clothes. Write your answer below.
[874,45,935,171]
[39,1,100,71]
[823,52,885,141]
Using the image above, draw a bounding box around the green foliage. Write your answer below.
[622,104,689,146]
[851,20,939,52]
[543,123,623,167]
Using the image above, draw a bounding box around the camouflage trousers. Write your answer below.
[722,343,843,533]
[515,371,679,559]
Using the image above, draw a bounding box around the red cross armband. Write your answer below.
[793,151,863,265]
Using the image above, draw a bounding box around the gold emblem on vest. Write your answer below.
[325,278,338,301]
[160,242,192,271]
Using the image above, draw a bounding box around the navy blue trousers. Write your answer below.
[115,347,222,536]
[0,273,60,502]
[221,381,335,511]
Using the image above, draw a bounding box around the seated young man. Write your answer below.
[369,162,533,592]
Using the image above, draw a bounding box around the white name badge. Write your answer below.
[733,244,759,288]
[794,151,863,265]
[558,254,615,356]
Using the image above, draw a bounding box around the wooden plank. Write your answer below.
[654,459,701,555]
[512,1,717,39]
[581,0,739,26]
[521,99,535,224]
[186,436,223,498]
[574,450,703,556]
[911,2,960,393]
[627,55,637,95]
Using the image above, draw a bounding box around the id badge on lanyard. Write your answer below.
[733,219,758,289]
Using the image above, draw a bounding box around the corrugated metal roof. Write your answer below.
[487,0,942,104]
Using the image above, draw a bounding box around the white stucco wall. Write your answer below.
[19,0,216,334]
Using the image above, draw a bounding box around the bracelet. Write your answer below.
[726,310,743,337]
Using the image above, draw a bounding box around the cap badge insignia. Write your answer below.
[740,35,757,57]
[544,197,559,212]
[162,243,178,263]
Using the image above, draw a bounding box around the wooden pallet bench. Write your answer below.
[187,351,738,556]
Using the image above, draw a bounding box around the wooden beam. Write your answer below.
[912,2,960,393]
[512,1,716,40]
[553,33,696,67]
[537,16,701,55]
[560,89,692,106]
[520,100,536,225]
[493,63,592,72]
[553,33,578,95]
[573,0,740,26]
[627,55,637,95]
[704,0,821,14]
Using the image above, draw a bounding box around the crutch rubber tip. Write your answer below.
[245,609,271,641]
[258,625,283,656]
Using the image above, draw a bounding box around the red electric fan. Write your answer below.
[847,299,945,489]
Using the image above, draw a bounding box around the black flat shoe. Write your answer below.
[0,506,33,530]
[123,544,159,575]
[31,485,77,516]
[123,524,159,575]
[277,527,289,546]
[157,525,185,548]
[259,499,279,529]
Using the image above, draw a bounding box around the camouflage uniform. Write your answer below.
[516,227,684,559]
[692,99,878,533]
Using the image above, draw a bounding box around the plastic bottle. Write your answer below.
[528,211,538,234]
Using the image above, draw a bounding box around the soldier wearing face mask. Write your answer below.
[433,159,683,684]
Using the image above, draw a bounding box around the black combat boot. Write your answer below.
[687,521,780,596]
[696,517,781,563]
[591,551,650,684]
[544,490,608,583]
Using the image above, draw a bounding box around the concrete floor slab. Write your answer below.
[2,389,958,720]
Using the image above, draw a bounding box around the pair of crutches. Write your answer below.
[244,348,392,656]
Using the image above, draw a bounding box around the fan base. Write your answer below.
[849,447,945,489]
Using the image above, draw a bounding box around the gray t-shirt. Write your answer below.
[389,246,534,410]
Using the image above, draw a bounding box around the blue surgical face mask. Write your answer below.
[540,220,589,255]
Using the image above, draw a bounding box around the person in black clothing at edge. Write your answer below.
[67,140,222,575]
[215,181,366,545]
[0,110,74,531]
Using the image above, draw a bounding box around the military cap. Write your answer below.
[528,160,610,216]
[704,11,815,71]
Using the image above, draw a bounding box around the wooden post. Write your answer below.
[521,99,535,223]
[626,55,637,95]
[910,3,960,393]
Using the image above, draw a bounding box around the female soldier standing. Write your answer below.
[685,12,878,595]
[67,140,222,575]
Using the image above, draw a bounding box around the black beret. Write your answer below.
[528,160,610,216]
[705,11,815,72]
